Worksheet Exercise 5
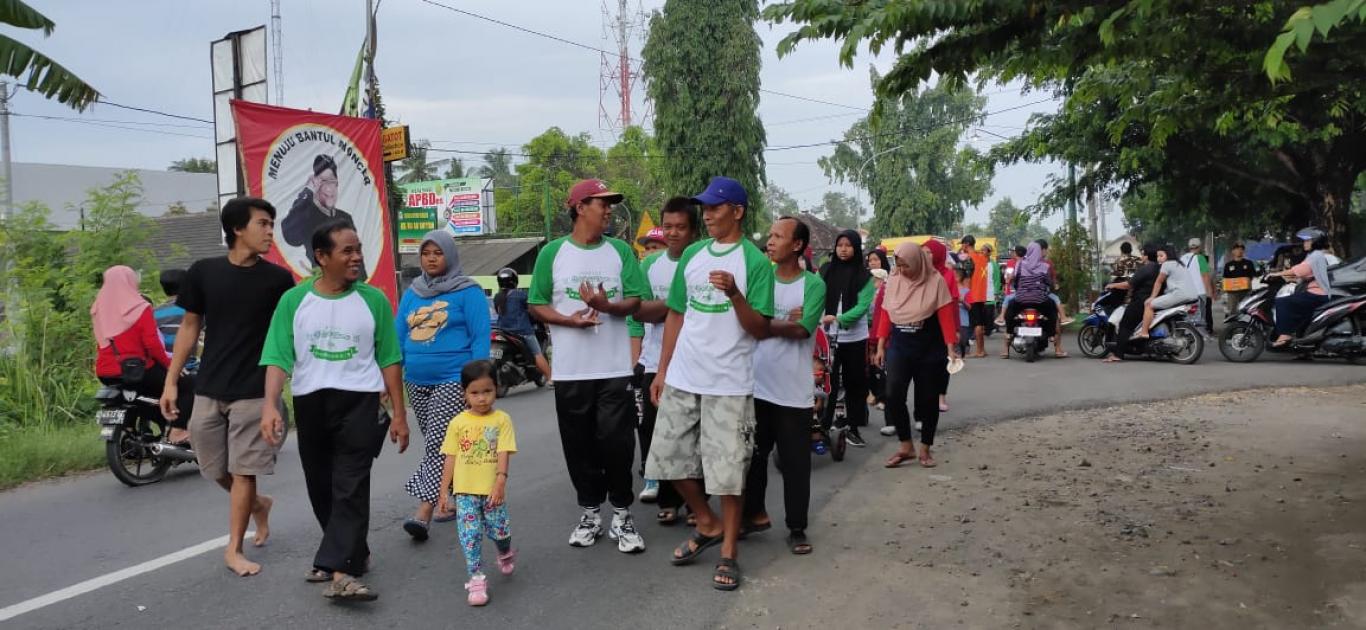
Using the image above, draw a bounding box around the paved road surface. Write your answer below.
[1,340,1362,629]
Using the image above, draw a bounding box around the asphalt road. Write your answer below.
[1,338,1362,630]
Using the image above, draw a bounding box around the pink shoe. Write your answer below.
[497,548,517,575]
[465,575,489,606]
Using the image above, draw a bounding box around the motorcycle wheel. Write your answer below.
[496,380,510,399]
[106,420,171,487]
[1218,321,1265,363]
[1167,322,1205,364]
[1077,325,1108,358]
[831,430,846,462]
[1024,341,1038,363]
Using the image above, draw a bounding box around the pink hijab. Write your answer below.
[885,242,953,324]
[91,266,149,348]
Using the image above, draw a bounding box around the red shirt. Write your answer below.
[95,309,170,378]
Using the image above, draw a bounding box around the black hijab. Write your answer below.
[820,230,870,315]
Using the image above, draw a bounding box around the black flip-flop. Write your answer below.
[739,521,772,539]
[671,529,721,566]
[787,530,813,555]
[402,518,430,542]
[713,557,741,591]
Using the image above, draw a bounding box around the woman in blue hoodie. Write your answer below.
[397,229,491,541]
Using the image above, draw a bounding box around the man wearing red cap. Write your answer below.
[648,176,775,591]
[528,179,650,554]
[637,227,667,256]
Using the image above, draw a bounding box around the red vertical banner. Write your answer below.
[231,100,398,305]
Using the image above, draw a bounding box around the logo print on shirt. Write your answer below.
[308,329,359,361]
[565,273,620,302]
[687,282,732,314]
[406,300,449,343]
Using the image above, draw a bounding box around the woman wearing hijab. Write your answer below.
[93,266,195,443]
[1002,241,1061,358]
[396,230,492,541]
[819,230,878,447]
[921,240,961,412]
[872,243,959,468]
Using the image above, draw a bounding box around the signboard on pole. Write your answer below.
[231,100,398,304]
[210,26,268,209]
[381,125,409,162]
[396,177,497,252]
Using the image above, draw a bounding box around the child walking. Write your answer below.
[438,360,517,606]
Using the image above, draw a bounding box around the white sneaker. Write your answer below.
[915,421,924,432]
[639,479,659,503]
[879,426,897,437]
[609,511,646,554]
[568,510,603,547]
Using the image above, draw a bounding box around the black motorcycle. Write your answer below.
[95,383,197,486]
[1219,257,1366,363]
[490,323,550,397]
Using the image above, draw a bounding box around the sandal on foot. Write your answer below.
[919,452,938,468]
[787,530,813,555]
[885,451,915,468]
[1055,351,1069,358]
[497,548,517,575]
[657,508,680,526]
[739,521,772,539]
[402,518,430,542]
[305,568,331,583]
[323,575,378,602]
[713,558,742,591]
[671,529,722,566]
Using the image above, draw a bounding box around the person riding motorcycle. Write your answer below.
[1271,227,1334,348]
[92,266,195,444]
[493,268,552,382]
[1002,241,1060,358]
[1136,245,1197,339]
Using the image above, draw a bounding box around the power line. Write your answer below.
[10,112,209,129]
[416,0,869,112]
[11,113,213,139]
[94,98,214,125]
[764,98,1053,152]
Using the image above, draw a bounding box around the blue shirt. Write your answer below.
[495,288,535,336]
[395,284,491,386]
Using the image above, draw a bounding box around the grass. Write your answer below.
[0,423,105,491]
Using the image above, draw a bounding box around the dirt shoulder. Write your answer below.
[725,384,1366,629]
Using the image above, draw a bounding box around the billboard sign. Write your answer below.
[231,100,397,304]
[397,177,496,252]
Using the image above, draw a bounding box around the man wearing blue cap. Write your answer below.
[647,176,775,591]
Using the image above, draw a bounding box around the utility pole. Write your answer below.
[270,0,284,105]
[1,81,13,222]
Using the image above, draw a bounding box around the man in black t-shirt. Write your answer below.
[160,197,296,577]
[1221,242,1258,314]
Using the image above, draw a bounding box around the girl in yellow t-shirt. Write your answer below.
[438,359,517,606]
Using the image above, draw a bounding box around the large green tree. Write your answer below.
[498,128,605,236]
[981,197,1051,250]
[818,70,991,238]
[603,126,666,225]
[478,147,517,190]
[765,0,1366,254]
[167,157,215,174]
[809,191,864,230]
[0,1,98,110]
[642,0,767,231]
[397,140,435,184]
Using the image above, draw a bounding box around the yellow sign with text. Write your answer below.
[381,126,410,162]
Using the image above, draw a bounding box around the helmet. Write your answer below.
[1295,226,1329,250]
[496,267,518,289]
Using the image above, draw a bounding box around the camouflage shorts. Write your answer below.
[644,385,756,496]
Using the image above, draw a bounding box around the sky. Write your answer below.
[9,0,1124,238]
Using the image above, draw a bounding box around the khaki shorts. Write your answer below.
[189,396,286,480]
[644,385,755,496]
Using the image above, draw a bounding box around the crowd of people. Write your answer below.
[88,174,1345,609]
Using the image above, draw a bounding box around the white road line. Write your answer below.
[0,531,254,623]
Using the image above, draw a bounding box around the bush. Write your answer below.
[1,172,161,444]
[1051,219,1095,313]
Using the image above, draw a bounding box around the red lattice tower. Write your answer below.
[599,0,651,135]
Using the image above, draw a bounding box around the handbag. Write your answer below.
[108,338,147,384]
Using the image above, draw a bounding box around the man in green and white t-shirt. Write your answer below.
[742,216,825,557]
[259,220,409,601]
[627,197,698,516]
[647,176,774,591]
[528,178,649,554]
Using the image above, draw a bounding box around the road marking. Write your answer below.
[0,531,254,623]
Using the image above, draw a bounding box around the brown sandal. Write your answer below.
[885,451,916,468]
[323,575,378,602]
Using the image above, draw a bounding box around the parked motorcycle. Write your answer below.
[1008,306,1052,363]
[95,383,197,486]
[1103,300,1205,364]
[1219,257,1366,363]
[490,323,550,397]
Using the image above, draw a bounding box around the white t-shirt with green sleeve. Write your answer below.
[754,270,826,409]
[628,250,681,373]
[663,238,775,396]
[259,278,401,397]
[528,235,647,381]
